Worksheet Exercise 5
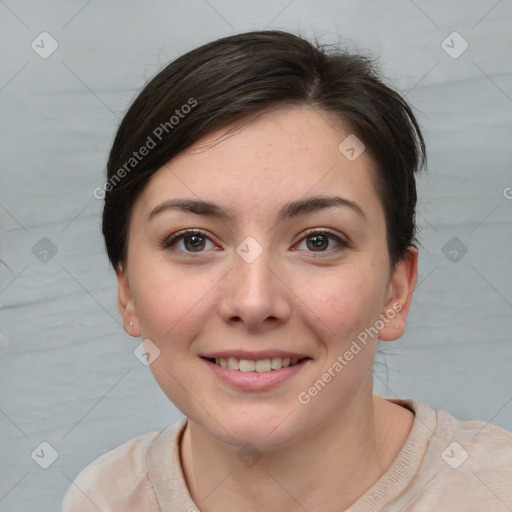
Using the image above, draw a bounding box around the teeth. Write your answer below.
[240,359,256,372]
[255,359,271,372]
[227,357,239,370]
[213,356,300,372]
[270,357,282,370]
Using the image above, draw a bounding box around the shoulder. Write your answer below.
[393,399,512,510]
[433,403,512,469]
[62,419,186,512]
[391,397,512,466]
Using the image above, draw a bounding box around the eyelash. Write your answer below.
[160,228,349,257]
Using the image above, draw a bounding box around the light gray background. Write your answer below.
[1,1,511,510]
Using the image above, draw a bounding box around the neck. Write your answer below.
[180,383,412,512]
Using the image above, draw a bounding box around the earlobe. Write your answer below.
[378,247,418,342]
[116,267,141,337]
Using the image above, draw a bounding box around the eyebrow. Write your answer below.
[149,195,367,224]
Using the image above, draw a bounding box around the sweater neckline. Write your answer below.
[146,397,437,511]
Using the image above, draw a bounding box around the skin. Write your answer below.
[117,106,418,511]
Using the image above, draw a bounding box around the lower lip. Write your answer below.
[202,358,310,391]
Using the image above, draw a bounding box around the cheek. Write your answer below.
[132,265,217,344]
[132,268,220,409]
[295,267,387,346]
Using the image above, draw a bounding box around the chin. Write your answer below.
[198,406,306,452]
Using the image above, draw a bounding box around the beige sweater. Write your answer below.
[62,397,512,511]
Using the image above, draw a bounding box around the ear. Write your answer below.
[378,247,418,341]
[117,266,141,337]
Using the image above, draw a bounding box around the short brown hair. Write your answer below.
[102,30,426,270]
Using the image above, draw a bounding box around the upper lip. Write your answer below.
[200,350,311,360]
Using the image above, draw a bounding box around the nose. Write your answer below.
[218,243,292,334]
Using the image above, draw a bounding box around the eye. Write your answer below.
[161,228,349,256]
[294,229,349,254]
[161,229,217,254]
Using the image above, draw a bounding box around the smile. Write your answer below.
[206,356,306,372]
[201,354,312,392]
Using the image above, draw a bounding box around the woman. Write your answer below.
[63,30,512,511]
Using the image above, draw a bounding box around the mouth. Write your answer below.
[201,354,312,391]
[202,356,310,372]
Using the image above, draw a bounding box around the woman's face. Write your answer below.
[119,107,416,449]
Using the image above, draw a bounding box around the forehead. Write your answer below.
[135,107,382,221]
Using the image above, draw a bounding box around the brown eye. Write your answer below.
[183,234,206,252]
[306,233,330,251]
[162,229,215,254]
[296,230,349,254]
